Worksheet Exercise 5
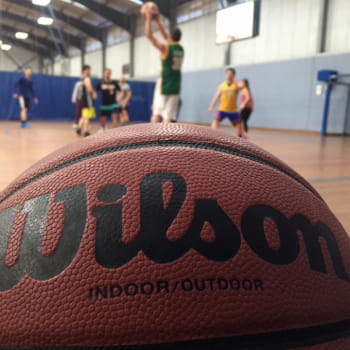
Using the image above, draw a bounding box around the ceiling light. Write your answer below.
[15,32,29,40]
[32,0,51,6]
[37,16,54,25]
[128,0,143,5]
[1,44,12,51]
[60,0,88,9]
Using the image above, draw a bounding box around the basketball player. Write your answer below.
[118,76,132,125]
[145,12,184,123]
[96,69,121,131]
[208,68,243,137]
[13,68,39,128]
[240,79,254,136]
[76,65,97,137]
[71,74,84,129]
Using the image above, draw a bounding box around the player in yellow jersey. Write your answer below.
[208,68,243,137]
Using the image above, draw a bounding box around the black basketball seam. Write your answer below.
[0,140,320,205]
[3,318,349,349]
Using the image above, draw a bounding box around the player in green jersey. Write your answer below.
[145,11,184,123]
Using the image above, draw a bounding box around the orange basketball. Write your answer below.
[140,1,159,20]
[0,124,349,348]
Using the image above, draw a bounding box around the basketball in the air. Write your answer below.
[140,1,159,20]
[0,124,349,349]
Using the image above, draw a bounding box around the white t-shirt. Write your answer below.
[120,82,131,104]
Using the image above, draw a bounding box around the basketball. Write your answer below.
[0,123,349,348]
[140,1,160,20]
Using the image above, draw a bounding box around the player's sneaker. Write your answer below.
[98,127,107,133]
[21,122,30,128]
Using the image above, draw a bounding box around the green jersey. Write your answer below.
[161,43,184,95]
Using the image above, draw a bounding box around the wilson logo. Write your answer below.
[0,172,348,291]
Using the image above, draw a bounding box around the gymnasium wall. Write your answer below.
[85,50,103,79]
[0,47,41,73]
[106,41,130,78]
[179,12,225,72]
[134,36,161,78]
[230,0,323,66]
[179,52,350,134]
[70,56,82,77]
[326,0,350,53]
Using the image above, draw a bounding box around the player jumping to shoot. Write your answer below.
[144,6,184,123]
[208,68,243,137]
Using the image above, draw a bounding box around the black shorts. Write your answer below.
[159,116,177,123]
[240,107,253,121]
[117,105,129,113]
[100,108,119,118]
[19,96,30,109]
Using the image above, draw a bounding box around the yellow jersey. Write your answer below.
[218,81,239,113]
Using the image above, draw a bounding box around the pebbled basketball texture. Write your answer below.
[0,123,349,349]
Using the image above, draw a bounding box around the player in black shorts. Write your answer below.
[13,68,39,128]
[95,69,121,131]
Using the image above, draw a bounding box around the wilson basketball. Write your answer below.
[140,1,159,20]
[0,124,349,349]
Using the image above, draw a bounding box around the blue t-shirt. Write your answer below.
[15,78,36,98]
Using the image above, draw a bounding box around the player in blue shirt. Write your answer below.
[13,68,39,128]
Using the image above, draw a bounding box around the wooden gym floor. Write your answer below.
[0,121,349,233]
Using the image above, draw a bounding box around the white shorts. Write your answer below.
[19,96,30,109]
[153,78,163,116]
[153,78,180,122]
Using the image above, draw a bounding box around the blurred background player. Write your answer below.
[240,79,254,137]
[96,68,121,132]
[76,65,97,137]
[118,76,132,125]
[145,11,184,123]
[208,68,243,137]
[71,69,85,130]
[13,68,39,128]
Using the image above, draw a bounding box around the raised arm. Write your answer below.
[208,86,222,113]
[145,13,166,54]
[13,80,20,99]
[122,89,132,108]
[155,17,172,42]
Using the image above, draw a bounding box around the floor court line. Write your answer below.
[308,176,350,183]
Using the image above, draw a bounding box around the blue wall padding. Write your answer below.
[0,72,155,123]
